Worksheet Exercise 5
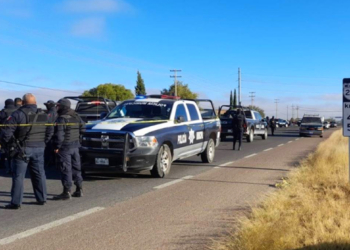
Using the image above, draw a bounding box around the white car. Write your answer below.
[323,122,330,129]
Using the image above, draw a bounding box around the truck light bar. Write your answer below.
[136,95,181,100]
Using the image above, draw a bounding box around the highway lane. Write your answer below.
[0,126,331,239]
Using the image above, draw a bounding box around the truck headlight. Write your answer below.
[317,127,323,131]
[136,136,158,148]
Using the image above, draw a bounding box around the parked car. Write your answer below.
[80,95,221,178]
[64,96,119,123]
[299,115,323,138]
[219,105,267,142]
[276,119,288,128]
[323,121,330,129]
[330,121,338,128]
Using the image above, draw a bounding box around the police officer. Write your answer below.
[265,116,270,134]
[14,97,22,108]
[0,93,53,209]
[0,99,18,174]
[44,100,57,168]
[53,98,85,200]
[270,116,277,136]
[232,108,247,151]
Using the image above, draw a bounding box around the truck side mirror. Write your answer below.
[176,116,185,123]
[100,112,107,119]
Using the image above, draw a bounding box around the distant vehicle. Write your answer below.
[219,106,267,142]
[299,114,323,138]
[330,121,338,128]
[323,121,330,129]
[64,96,119,123]
[276,119,288,128]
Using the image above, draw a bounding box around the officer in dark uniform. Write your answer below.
[265,116,270,134]
[270,116,277,136]
[14,97,22,108]
[232,108,247,151]
[53,98,85,200]
[44,100,57,168]
[0,99,18,174]
[0,93,53,209]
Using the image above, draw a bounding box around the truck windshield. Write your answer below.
[302,117,322,124]
[107,101,173,120]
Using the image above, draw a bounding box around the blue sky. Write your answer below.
[0,0,348,118]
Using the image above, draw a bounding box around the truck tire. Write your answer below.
[201,138,215,163]
[151,144,172,178]
[246,128,254,143]
[261,129,268,140]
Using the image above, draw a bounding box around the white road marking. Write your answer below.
[288,141,293,143]
[244,153,257,159]
[214,167,221,169]
[295,138,300,141]
[264,148,273,152]
[154,175,193,189]
[0,207,105,246]
[219,161,234,167]
[278,144,284,147]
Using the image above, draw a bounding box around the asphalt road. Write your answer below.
[0,126,332,240]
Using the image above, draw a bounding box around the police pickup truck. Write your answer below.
[80,95,221,178]
[219,106,267,142]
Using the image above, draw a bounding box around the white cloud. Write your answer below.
[71,17,105,37]
[62,0,132,13]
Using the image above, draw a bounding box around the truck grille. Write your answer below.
[82,132,131,150]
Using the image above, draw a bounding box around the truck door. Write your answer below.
[185,102,205,153]
[172,102,191,160]
[254,112,264,134]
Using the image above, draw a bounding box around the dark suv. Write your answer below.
[64,96,119,123]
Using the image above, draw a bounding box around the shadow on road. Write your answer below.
[294,242,350,250]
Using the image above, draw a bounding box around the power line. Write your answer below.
[0,80,82,94]
[274,99,279,118]
[170,70,182,96]
[249,92,255,106]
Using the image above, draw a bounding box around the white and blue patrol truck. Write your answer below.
[80,95,221,178]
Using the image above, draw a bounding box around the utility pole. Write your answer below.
[296,105,299,119]
[170,69,182,96]
[249,92,255,106]
[238,67,241,106]
[274,99,279,118]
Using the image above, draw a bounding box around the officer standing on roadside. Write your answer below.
[53,98,85,200]
[232,108,247,151]
[0,99,18,174]
[14,97,22,108]
[44,100,57,168]
[0,93,53,209]
[270,116,277,136]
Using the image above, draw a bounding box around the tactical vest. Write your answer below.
[61,114,81,143]
[16,108,48,143]
[233,114,245,130]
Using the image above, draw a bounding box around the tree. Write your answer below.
[233,89,237,108]
[135,71,146,95]
[82,83,134,101]
[161,81,198,99]
[248,105,265,118]
[230,90,233,109]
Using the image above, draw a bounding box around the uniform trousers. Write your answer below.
[11,147,47,205]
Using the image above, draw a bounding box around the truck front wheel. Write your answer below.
[201,138,215,163]
[151,144,172,178]
[246,128,254,143]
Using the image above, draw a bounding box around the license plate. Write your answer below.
[228,129,233,133]
[95,158,109,165]
[308,131,313,134]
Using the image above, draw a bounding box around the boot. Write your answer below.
[238,146,241,151]
[53,188,71,200]
[72,186,83,198]
[233,144,236,150]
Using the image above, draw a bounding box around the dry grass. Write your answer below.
[215,130,350,250]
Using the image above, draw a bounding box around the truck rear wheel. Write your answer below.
[220,134,226,141]
[151,144,172,178]
[201,138,215,163]
[246,128,254,143]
